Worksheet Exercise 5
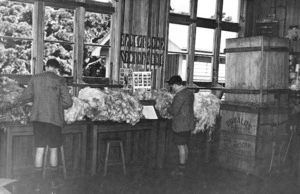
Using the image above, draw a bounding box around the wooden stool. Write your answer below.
[42,145,67,179]
[103,139,126,176]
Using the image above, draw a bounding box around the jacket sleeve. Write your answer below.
[167,94,184,116]
[19,77,34,104]
[60,78,73,109]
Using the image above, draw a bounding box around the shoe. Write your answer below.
[49,181,59,194]
[34,182,41,193]
[171,168,184,176]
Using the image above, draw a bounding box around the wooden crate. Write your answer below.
[217,103,290,175]
[224,36,289,105]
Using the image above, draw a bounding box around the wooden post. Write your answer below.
[186,0,197,86]
[211,0,223,85]
[32,1,44,74]
[238,0,249,38]
[73,6,85,95]
[111,0,124,83]
[161,0,170,88]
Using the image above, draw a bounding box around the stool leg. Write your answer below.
[103,142,110,176]
[60,146,67,179]
[120,142,126,175]
[42,146,49,179]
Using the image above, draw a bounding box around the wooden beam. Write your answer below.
[11,0,114,13]
[239,0,247,37]
[161,0,170,88]
[73,6,85,95]
[110,0,124,83]
[211,0,223,85]
[186,0,197,86]
[32,1,45,74]
[169,13,240,32]
[221,22,240,32]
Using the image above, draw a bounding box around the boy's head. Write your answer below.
[46,58,61,69]
[167,75,183,93]
[167,75,183,86]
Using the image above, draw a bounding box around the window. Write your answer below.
[44,6,74,76]
[195,27,214,52]
[223,0,240,23]
[168,0,241,85]
[168,24,189,52]
[170,0,190,15]
[0,0,113,83]
[83,12,111,77]
[0,0,33,74]
[220,31,238,53]
[197,0,216,19]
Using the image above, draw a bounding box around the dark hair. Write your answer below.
[167,75,183,85]
[46,58,61,69]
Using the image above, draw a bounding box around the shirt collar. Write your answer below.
[175,86,186,93]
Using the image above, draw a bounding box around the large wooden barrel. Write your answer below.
[224,36,289,105]
[217,103,289,175]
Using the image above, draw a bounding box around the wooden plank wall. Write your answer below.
[252,0,300,51]
[118,0,169,89]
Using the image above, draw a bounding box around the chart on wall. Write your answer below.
[119,68,133,90]
[120,33,165,71]
[133,71,151,90]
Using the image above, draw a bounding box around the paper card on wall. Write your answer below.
[125,51,130,63]
[129,51,134,63]
[121,33,125,46]
[120,50,126,62]
[147,37,152,48]
[134,35,139,47]
[160,54,164,66]
[138,35,144,48]
[130,34,135,47]
[151,54,155,65]
[137,52,142,64]
[120,68,133,90]
[152,37,157,49]
[125,34,130,47]
[143,36,147,48]
[142,52,146,65]
[142,105,158,119]
[155,53,160,65]
[156,38,160,49]
[160,38,165,50]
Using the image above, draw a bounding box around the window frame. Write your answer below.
[168,0,243,86]
[3,0,114,85]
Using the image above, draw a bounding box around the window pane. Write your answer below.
[193,61,212,82]
[44,42,73,76]
[170,0,190,15]
[197,0,216,19]
[44,7,74,76]
[0,40,32,74]
[0,0,33,39]
[195,28,214,52]
[168,24,188,52]
[44,7,74,42]
[84,11,111,78]
[193,61,225,83]
[223,0,240,23]
[83,45,107,77]
[84,12,111,44]
[221,31,238,53]
[0,0,33,74]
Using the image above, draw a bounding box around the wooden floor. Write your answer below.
[7,149,300,194]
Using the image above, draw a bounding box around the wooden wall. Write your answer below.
[251,0,300,51]
[112,0,170,89]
